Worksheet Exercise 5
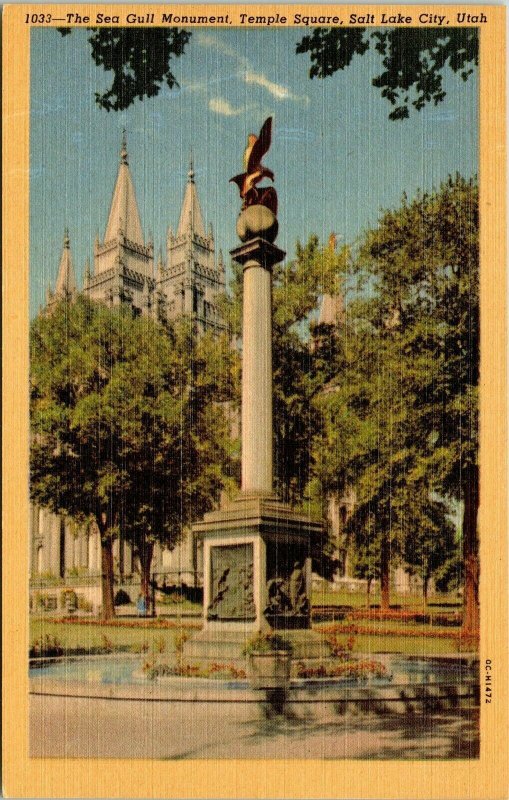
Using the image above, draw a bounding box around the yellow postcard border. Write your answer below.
[3,5,507,798]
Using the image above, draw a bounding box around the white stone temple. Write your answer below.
[31,134,226,612]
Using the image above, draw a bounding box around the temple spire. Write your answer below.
[120,128,128,164]
[177,150,206,238]
[104,130,144,245]
[54,228,77,297]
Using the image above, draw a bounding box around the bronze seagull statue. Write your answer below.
[230,117,278,215]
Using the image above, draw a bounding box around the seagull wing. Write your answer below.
[229,173,247,191]
[247,117,272,173]
[243,134,258,171]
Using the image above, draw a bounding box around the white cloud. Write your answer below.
[209,97,244,117]
[196,33,309,106]
[195,32,248,67]
[242,70,310,105]
[242,70,292,100]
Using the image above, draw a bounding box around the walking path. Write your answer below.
[30,695,479,760]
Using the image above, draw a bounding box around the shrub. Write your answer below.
[319,622,479,642]
[153,635,166,654]
[42,616,201,630]
[142,659,247,681]
[131,641,149,654]
[30,634,64,658]
[296,659,388,681]
[243,632,293,655]
[114,589,132,606]
[60,589,77,610]
[326,633,355,659]
[346,609,461,626]
[77,594,93,612]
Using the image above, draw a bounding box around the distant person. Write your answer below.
[137,593,146,617]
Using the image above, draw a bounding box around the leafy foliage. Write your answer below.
[309,175,478,614]
[30,296,234,614]
[58,28,191,110]
[57,27,476,121]
[296,28,478,119]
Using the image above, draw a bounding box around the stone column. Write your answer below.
[231,233,285,496]
[242,256,272,493]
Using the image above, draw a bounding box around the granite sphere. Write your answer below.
[236,205,278,243]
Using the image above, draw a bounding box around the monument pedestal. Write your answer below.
[183,193,328,668]
[183,493,328,665]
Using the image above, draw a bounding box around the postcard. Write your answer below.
[2,3,507,798]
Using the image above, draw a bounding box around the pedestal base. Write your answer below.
[187,493,329,668]
[193,493,324,632]
[182,628,330,667]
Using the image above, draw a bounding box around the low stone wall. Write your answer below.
[29,674,478,718]
[29,583,102,616]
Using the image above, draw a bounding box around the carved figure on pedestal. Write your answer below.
[265,577,292,615]
[264,561,309,622]
[288,561,309,615]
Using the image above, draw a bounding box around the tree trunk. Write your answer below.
[139,541,154,615]
[462,463,480,632]
[423,576,429,608]
[100,536,115,620]
[380,535,390,610]
[366,577,372,609]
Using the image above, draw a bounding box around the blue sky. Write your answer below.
[30,27,478,315]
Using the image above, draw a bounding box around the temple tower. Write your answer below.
[46,228,77,311]
[160,155,226,333]
[84,131,155,314]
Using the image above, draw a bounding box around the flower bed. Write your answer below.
[319,622,479,642]
[142,659,247,681]
[345,609,461,626]
[295,659,388,681]
[29,634,64,658]
[41,616,201,630]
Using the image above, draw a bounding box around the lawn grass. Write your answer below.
[30,617,195,655]
[311,588,461,614]
[30,612,477,659]
[347,634,474,656]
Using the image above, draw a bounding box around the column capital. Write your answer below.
[230,237,285,271]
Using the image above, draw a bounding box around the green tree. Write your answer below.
[351,535,381,608]
[296,28,477,119]
[349,174,479,625]
[30,297,233,617]
[58,27,191,110]
[401,487,457,605]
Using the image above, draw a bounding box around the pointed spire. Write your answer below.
[55,228,77,297]
[104,130,144,245]
[84,257,91,286]
[177,151,206,238]
[120,128,128,164]
[208,221,214,241]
